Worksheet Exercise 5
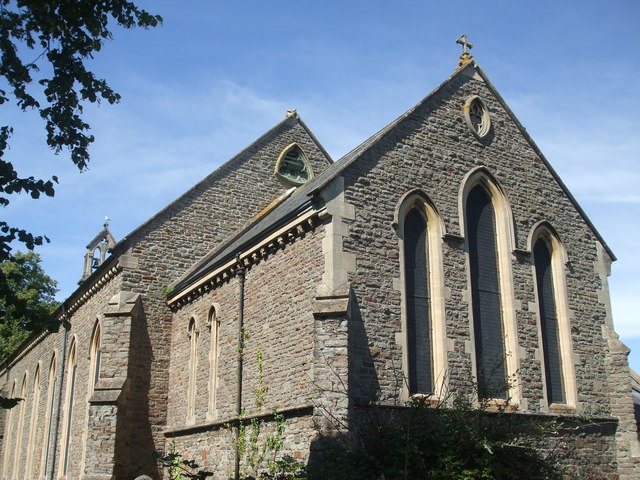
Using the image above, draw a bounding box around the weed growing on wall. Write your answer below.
[229,350,307,479]
[153,442,213,480]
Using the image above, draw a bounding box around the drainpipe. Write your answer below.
[49,307,69,480]
[234,255,246,480]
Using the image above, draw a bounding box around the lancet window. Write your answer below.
[398,191,446,398]
[59,339,78,477]
[531,226,576,408]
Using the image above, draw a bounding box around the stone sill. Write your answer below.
[164,403,314,438]
[355,402,618,423]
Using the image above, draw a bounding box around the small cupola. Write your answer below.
[80,217,116,284]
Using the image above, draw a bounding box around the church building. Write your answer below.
[1,43,639,479]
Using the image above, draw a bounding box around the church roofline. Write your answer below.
[166,70,456,297]
[305,60,616,261]
[170,59,618,301]
[169,188,317,298]
[470,64,616,261]
[0,113,334,369]
[108,113,332,259]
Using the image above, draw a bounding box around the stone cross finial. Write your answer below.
[456,34,473,56]
[456,34,474,67]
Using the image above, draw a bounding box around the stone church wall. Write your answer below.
[0,116,332,480]
[0,62,636,479]
[336,68,628,475]
[104,117,332,475]
[165,224,326,478]
[0,271,123,480]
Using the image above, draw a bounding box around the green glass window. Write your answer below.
[275,144,313,185]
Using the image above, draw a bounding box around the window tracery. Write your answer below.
[275,143,313,185]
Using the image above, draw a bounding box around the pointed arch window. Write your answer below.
[404,208,432,394]
[41,355,57,477]
[466,184,508,399]
[187,318,198,423]
[208,307,220,416]
[534,238,564,404]
[397,191,446,399]
[531,229,576,408]
[25,365,41,480]
[2,381,17,479]
[274,143,313,185]
[90,322,102,391]
[59,340,78,477]
[13,373,28,476]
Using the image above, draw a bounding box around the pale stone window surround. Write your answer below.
[459,167,521,406]
[80,320,102,475]
[89,320,102,392]
[207,305,221,421]
[393,189,448,401]
[274,143,314,186]
[463,95,491,140]
[58,337,78,479]
[24,364,41,480]
[528,222,577,411]
[2,381,17,479]
[11,373,28,480]
[186,317,199,425]
[40,353,57,477]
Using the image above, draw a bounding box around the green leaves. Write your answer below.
[0,0,162,206]
[153,442,214,480]
[313,393,564,480]
[0,251,59,361]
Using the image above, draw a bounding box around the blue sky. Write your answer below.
[3,1,640,369]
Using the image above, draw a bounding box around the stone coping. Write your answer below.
[164,404,314,437]
[355,402,618,425]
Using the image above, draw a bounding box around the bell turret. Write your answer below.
[80,217,116,284]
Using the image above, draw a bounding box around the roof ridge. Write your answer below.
[471,64,616,261]
[306,62,477,196]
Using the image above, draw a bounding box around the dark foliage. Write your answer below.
[0,251,58,361]
[312,395,563,480]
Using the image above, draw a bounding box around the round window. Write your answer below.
[464,96,491,139]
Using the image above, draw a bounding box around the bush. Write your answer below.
[311,394,562,480]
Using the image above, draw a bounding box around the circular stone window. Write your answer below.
[464,95,491,139]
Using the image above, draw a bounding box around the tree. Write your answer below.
[0,1,162,333]
[0,252,58,408]
[0,251,58,361]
